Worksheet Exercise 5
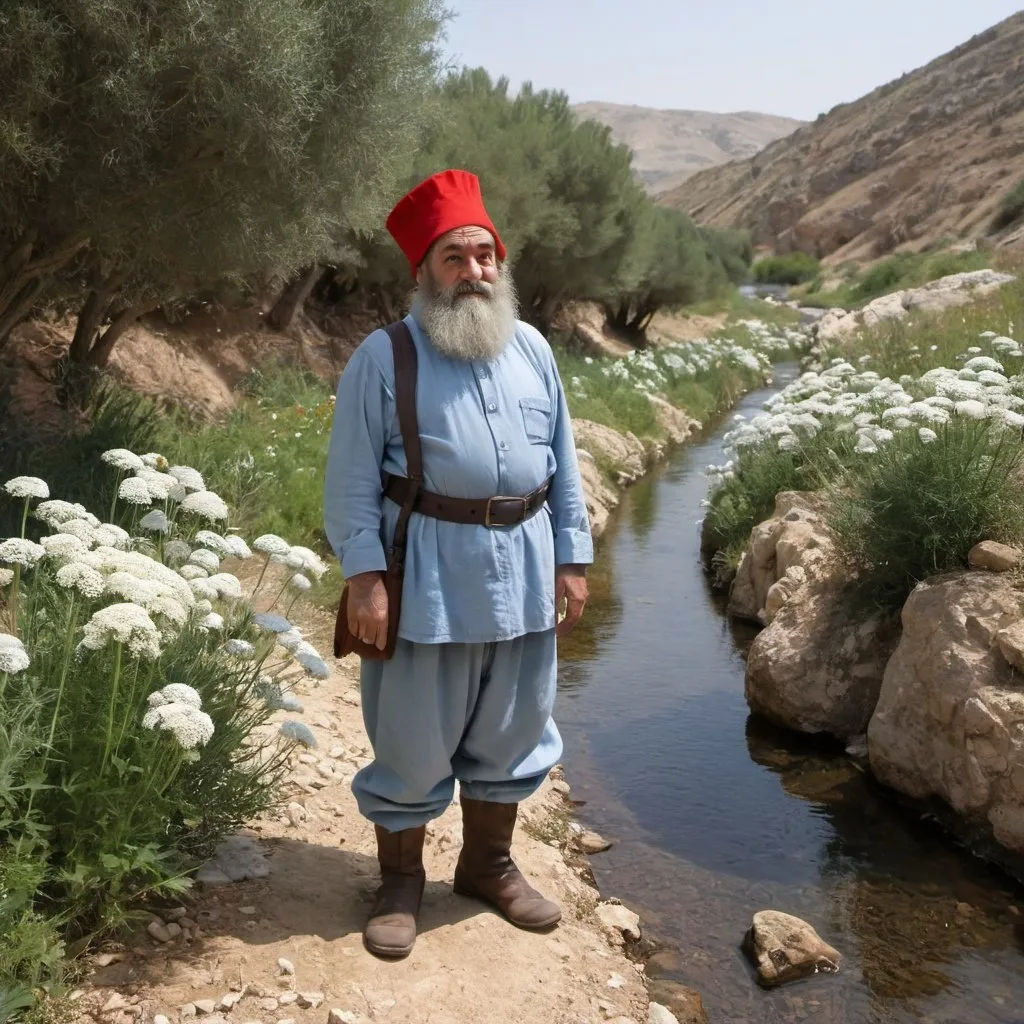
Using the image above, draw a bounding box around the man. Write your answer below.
[323,168,592,959]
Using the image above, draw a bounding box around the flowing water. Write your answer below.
[557,367,1024,1024]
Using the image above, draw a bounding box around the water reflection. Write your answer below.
[556,371,1024,1024]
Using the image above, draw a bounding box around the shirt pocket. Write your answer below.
[519,396,552,445]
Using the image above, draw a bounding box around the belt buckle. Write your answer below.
[485,495,528,528]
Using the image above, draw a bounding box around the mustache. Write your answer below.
[443,279,494,303]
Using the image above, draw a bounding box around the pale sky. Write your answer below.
[442,0,1023,120]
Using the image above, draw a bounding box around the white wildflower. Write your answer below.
[194,530,232,557]
[178,564,209,580]
[40,533,89,561]
[147,683,203,709]
[103,571,161,605]
[168,482,187,503]
[118,477,153,506]
[919,428,938,444]
[1003,409,1024,429]
[277,628,304,652]
[295,648,330,679]
[253,611,293,633]
[55,561,106,599]
[200,612,225,631]
[854,435,878,455]
[142,702,215,749]
[87,548,194,608]
[0,634,30,674]
[140,452,170,470]
[3,476,49,499]
[224,638,256,659]
[194,599,213,615]
[135,469,179,501]
[148,595,188,627]
[139,510,171,534]
[290,573,312,592]
[187,549,221,574]
[79,602,162,659]
[188,579,219,602]
[102,449,145,472]
[60,519,98,544]
[93,523,131,550]
[163,539,191,566]
[179,490,229,522]
[272,550,307,570]
[0,538,45,568]
[223,535,252,559]
[253,534,291,556]
[34,499,91,527]
[0,568,13,587]
[206,572,242,600]
[169,465,206,492]
[954,400,989,420]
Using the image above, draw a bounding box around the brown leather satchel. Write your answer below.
[333,320,421,661]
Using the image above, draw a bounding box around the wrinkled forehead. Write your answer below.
[432,225,496,256]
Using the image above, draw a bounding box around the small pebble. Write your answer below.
[154,1016,170,1024]
[102,995,128,1014]
[164,907,188,921]
[278,958,296,976]
[259,999,280,1013]
[165,922,182,939]
[551,780,571,797]
[238,906,257,916]
[316,762,335,779]
[93,953,123,968]
[146,921,173,944]
[179,1006,197,1020]
[194,1000,217,1015]
[297,993,324,1010]
[327,1012,360,1024]
[606,973,626,989]
[278,994,298,1008]
[286,804,307,828]
[328,744,345,759]
[219,993,242,1011]
[342,691,360,706]
[298,753,318,765]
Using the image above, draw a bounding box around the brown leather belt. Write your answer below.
[383,474,551,528]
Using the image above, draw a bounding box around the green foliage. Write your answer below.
[0,454,334,999]
[830,419,1024,607]
[0,0,445,341]
[752,252,820,286]
[992,177,1024,231]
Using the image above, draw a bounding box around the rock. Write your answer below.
[726,552,759,622]
[277,958,295,976]
[868,572,1024,854]
[997,622,1024,673]
[163,907,187,921]
[743,910,841,987]
[179,1006,197,1020]
[196,834,270,885]
[649,1006,681,1024]
[93,953,123,968]
[153,1016,170,1024]
[647,395,700,445]
[277,995,297,1008]
[194,1001,217,1016]
[551,780,571,797]
[165,922,182,939]
[328,744,345,759]
[327,1011,362,1024]
[606,973,626,989]
[298,753,317,764]
[342,691,360,706]
[578,829,613,854]
[219,994,242,1011]
[576,448,620,539]
[969,540,1023,573]
[146,921,173,944]
[238,906,256,915]
[296,993,324,1010]
[596,902,641,943]
[316,762,334,779]
[645,982,708,1024]
[102,995,128,1014]
[259,1000,281,1013]
[286,803,307,828]
[571,419,647,483]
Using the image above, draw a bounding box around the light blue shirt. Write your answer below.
[323,314,594,644]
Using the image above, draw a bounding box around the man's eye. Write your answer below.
[446,255,460,263]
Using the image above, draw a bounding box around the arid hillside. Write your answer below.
[663,12,1024,263]
[573,101,803,194]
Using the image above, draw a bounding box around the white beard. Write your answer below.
[412,265,519,362]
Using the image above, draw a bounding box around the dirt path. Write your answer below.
[80,598,650,1024]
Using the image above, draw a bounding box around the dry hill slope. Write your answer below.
[573,101,803,194]
[663,12,1024,263]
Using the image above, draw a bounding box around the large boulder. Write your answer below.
[735,492,897,739]
[868,572,1024,855]
[742,910,841,988]
[647,394,700,445]
[571,418,647,484]
[575,448,619,540]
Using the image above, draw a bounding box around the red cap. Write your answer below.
[385,169,506,278]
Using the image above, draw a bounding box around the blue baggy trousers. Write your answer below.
[351,629,563,832]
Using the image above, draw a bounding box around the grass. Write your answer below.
[992,176,1024,232]
[797,249,995,310]
[752,252,820,286]
[677,289,803,329]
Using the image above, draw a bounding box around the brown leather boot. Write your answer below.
[363,824,426,958]
[453,796,561,930]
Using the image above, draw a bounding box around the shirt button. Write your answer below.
[487,402,497,412]
[499,441,509,451]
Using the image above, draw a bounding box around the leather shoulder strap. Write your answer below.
[384,320,421,561]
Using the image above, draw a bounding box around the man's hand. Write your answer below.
[555,564,588,637]
[346,571,389,650]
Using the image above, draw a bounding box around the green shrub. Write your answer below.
[0,452,332,999]
[830,418,1024,607]
[992,177,1024,231]
[752,252,820,286]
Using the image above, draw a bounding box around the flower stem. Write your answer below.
[267,576,291,612]
[19,497,30,539]
[8,564,21,638]
[42,594,77,767]
[252,554,271,597]
[109,470,123,523]
[101,642,124,772]
[284,592,301,618]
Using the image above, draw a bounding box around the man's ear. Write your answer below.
[415,263,426,287]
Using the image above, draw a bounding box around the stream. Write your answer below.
[557,367,1024,1024]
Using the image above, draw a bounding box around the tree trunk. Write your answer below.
[86,303,151,368]
[68,287,111,364]
[267,264,322,331]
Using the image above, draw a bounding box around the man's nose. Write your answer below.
[459,258,484,282]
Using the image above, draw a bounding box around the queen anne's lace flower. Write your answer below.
[287,546,329,580]
[188,549,221,574]
[102,449,145,472]
[206,573,243,600]
[253,534,290,556]
[224,638,256,659]
[148,683,202,709]
[4,476,49,499]
[223,535,252,559]
[55,561,106,599]
[87,548,194,608]
[279,720,317,748]
[179,490,229,522]
[40,533,89,561]
[163,539,191,566]
[0,633,30,674]
[194,599,214,615]
[60,519,98,544]
[139,510,171,534]
[140,452,170,470]
[178,564,209,580]
[919,428,938,444]
[276,628,304,652]
[118,477,153,506]
[142,702,215,749]
[79,603,162,659]
[0,538,46,567]
[200,612,225,631]
[194,531,232,557]
[93,523,131,550]
[136,469,179,501]
[253,612,293,633]
[149,595,188,627]
[35,499,91,527]
[289,573,312,592]
[0,568,13,587]
[295,647,330,679]
[169,466,206,492]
